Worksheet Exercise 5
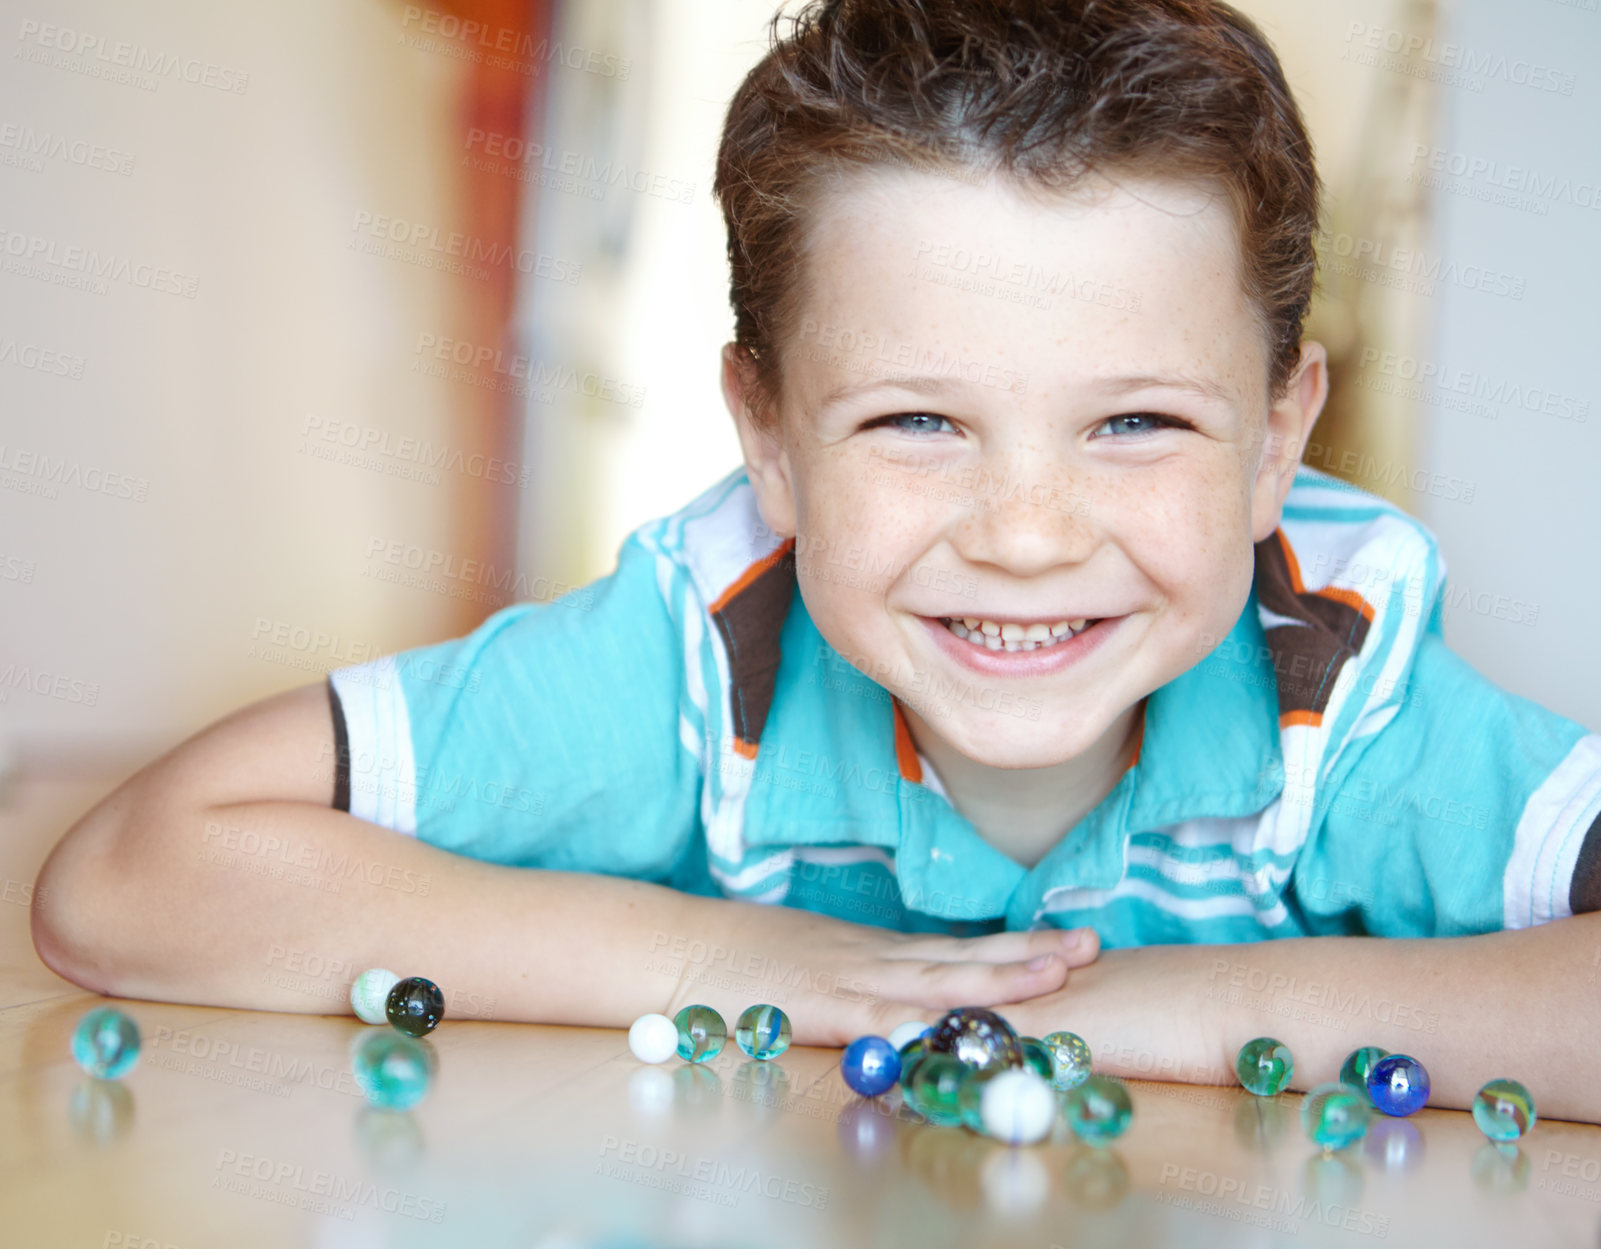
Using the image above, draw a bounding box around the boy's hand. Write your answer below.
[986,948,1228,1084]
[664,900,1101,1047]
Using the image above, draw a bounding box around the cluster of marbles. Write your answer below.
[351,968,445,1038]
[840,1007,1128,1148]
[1236,1039,1539,1154]
[627,1004,793,1065]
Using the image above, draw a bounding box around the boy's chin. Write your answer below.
[931,714,1110,771]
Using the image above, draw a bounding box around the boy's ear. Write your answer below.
[1250,340,1328,543]
[721,342,798,540]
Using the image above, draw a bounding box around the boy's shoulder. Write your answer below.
[627,464,781,608]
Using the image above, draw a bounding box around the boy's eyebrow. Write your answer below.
[1095,372,1238,405]
[816,375,964,411]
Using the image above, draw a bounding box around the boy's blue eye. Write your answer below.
[1095,412,1185,438]
[866,413,955,435]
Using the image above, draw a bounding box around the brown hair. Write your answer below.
[713,0,1322,427]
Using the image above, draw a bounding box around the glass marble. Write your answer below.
[628,1013,680,1064]
[1235,1037,1294,1097]
[1301,1081,1372,1152]
[71,1007,141,1080]
[734,1004,791,1060]
[887,1020,933,1051]
[352,1032,431,1110]
[385,977,445,1037]
[906,1053,968,1125]
[1017,1037,1054,1082]
[897,1035,930,1088]
[350,968,401,1026]
[1042,1030,1092,1091]
[1366,1054,1430,1117]
[841,1036,901,1098]
[1064,1074,1133,1145]
[927,1006,1023,1073]
[1338,1046,1388,1097]
[673,1004,727,1063]
[979,1069,1056,1145]
[957,1065,1005,1130]
[1472,1078,1536,1143]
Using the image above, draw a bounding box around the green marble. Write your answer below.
[1018,1037,1055,1082]
[906,1053,967,1126]
[1301,1081,1371,1152]
[1235,1037,1294,1097]
[672,1005,727,1064]
[70,1008,141,1080]
[1042,1030,1092,1091]
[1338,1046,1388,1098]
[733,1004,791,1061]
[1472,1079,1536,1143]
[897,1036,929,1089]
[1064,1074,1132,1145]
[352,1032,431,1110]
[957,1065,1005,1130]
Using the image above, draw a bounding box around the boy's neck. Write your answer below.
[905,701,1144,870]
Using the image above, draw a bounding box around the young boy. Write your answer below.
[33,0,1601,1120]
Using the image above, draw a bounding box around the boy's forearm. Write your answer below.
[1057,917,1601,1124]
[45,796,753,1027]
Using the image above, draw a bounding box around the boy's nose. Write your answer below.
[949,459,1098,576]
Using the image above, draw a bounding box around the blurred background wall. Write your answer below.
[2,0,1597,807]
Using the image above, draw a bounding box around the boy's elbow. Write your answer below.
[30,810,133,997]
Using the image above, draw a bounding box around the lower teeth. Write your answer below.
[940,619,1096,651]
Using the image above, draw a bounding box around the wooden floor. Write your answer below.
[6,766,1601,1247]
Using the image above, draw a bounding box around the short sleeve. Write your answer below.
[1292,629,1601,936]
[325,532,704,880]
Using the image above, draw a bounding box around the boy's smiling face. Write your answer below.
[725,168,1325,772]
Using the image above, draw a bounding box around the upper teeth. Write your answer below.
[942,617,1096,652]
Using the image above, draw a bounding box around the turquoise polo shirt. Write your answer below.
[327,464,1601,947]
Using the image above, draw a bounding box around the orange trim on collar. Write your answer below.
[1124,701,1147,773]
[708,537,796,615]
[891,698,923,783]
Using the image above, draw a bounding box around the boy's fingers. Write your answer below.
[893,926,1097,967]
[892,952,1072,1012]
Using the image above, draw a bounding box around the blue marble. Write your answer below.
[1367,1054,1430,1117]
[841,1036,901,1098]
[71,1007,141,1080]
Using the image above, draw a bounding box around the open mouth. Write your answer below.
[937,616,1103,653]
